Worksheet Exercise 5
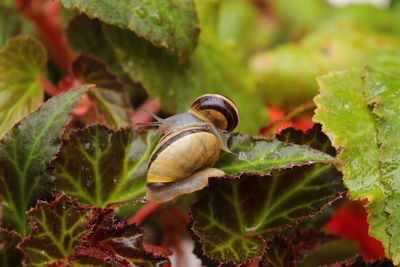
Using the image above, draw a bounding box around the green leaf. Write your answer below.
[191,126,344,264]
[0,36,46,139]
[103,23,266,134]
[313,57,400,262]
[58,0,199,59]
[215,133,336,175]
[0,86,89,235]
[99,0,266,134]
[363,58,400,263]
[314,69,384,198]
[20,194,91,266]
[0,229,23,267]
[53,125,159,206]
[313,69,391,254]
[72,55,132,129]
[67,15,122,73]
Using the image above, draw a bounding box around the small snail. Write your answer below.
[137,94,239,203]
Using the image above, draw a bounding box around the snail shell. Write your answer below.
[189,94,239,131]
[144,94,239,203]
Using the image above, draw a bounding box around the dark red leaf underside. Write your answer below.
[80,209,168,266]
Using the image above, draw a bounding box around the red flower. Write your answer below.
[325,200,385,260]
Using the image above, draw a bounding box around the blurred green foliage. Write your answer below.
[201,0,400,108]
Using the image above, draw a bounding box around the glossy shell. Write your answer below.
[147,127,220,184]
[189,94,239,131]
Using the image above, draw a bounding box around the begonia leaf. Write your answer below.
[0,229,23,266]
[72,55,132,129]
[263,230,336,267]
[215,131,336,175]
[0,36,46,139]
[73,210,167,266]
[58,0,199,59]
[191,125,344,265]
[0,86,89,235]
[192,166,343,265]
[363,56,400,262]
[67,15,120,72]
[263,236,295,267]
[102,0,267,134]
[69,244,129,267]
[53,125,159,206]
[313,55,400,263]
[20,194,92,266]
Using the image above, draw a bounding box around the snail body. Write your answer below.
[141,94,239,203]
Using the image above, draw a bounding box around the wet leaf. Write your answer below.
[216,132,336,175]
[192,165,343,265]
[314,69,382,200]
[313,55,400,263]
[191,125,344,264]
[102,0,267,134]
[20,194,92,266]
[363,58,400,263]
[72,55,132,129]
[58,0,199,59]
[0,229,23,266]
[54,125,159,206]
[314,68,390,256]
[0,36,46,139]
[0,86,89,235]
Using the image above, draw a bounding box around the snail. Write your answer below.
[137,94,239,203]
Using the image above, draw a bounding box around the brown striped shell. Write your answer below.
[147,127,220,184]
[189,94,239,131]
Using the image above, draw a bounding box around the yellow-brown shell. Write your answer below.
[147,127,220,184]
[189,94,239,131]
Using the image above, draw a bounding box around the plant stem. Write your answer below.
[16,0,75,73]
[261,101,316,136]
[127,202,163,225]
